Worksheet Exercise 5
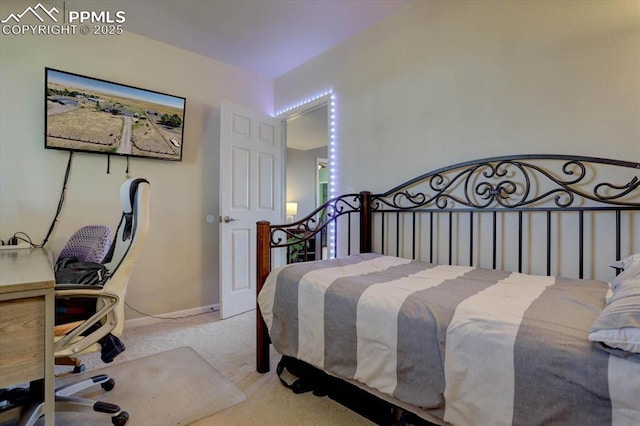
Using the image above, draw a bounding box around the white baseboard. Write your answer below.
[125,304,220,328]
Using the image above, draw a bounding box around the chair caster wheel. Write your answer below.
[111,411,129,425]
[102,378,116,391]
[73,364,86,374]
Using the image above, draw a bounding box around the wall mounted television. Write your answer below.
[45,67,186,161]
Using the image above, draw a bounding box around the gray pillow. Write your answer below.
[589,263,640,361]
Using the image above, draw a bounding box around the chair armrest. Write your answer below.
[55,288,107,297]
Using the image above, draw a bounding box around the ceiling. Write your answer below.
[56,0,412,79]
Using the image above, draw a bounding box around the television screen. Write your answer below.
[45,68,185,161]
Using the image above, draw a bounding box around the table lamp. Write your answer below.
[286,202,298,223]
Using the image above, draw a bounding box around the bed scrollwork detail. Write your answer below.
[372,155,640,210]
[269,193,361,248]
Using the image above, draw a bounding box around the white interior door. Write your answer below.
[219,100,283,319]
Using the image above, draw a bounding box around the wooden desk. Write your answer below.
[0,248,55,425]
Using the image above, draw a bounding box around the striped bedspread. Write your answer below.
[258,253,640,426]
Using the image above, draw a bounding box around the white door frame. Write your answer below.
[277,91,336,257]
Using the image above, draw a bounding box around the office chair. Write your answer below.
[20,178,150,426]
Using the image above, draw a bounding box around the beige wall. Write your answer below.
[0,0,273,318]
[275,0,640,195]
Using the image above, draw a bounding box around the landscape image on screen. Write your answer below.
[45,68,185,161]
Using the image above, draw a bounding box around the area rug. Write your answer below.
[49,346,246,425]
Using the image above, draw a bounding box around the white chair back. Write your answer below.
[103,178,150,336]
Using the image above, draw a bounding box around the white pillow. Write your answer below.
[589,328,640,354]
[589,264,640,360]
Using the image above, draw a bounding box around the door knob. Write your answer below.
[221,216,239,223]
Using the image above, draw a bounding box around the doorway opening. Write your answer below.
[278,91,336,258]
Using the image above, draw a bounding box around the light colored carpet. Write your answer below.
[49,347,246,425]
[69,310,374,425]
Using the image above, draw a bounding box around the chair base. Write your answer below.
[15,374,128,426]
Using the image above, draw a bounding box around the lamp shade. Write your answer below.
[286,202,298,216]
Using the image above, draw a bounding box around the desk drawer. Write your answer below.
[0,296,45,387]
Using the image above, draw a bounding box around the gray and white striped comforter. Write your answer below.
[258,253,640,426]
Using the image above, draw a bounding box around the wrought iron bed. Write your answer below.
[256,154,640,425]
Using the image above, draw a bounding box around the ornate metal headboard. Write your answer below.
[367,155,639,279]
[261,155,638,279]
[375,155,639,209]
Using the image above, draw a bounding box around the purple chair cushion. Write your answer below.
[57,225,112,264]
